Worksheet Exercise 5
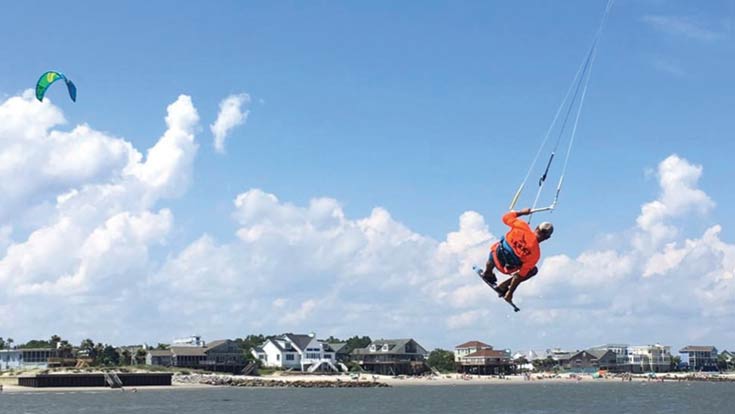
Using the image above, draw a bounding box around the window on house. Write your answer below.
[277,354,280,361]
[286,354,295,361]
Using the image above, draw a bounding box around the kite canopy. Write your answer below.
[35,71,76,102]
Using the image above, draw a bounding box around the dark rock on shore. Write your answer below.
[176,374,390,388]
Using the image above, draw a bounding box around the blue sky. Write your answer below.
[3,0,734,244]
[2,1,735,351]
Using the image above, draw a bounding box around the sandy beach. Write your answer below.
[250,372,735,386]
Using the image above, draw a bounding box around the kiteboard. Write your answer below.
[473,266,520,312]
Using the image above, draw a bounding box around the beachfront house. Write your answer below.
[0,349,21,371]
[589,344,629,371]
[199,340,249,371]
[454,341,492,362]
[457,348,512,375]
[512,349,545,371]
[679,346,718,371]
[560,349,617,372]
[252,333,339,372]
[324,342,351,362]
[720,350,734,363]
[720,350,735,370]
[454,341,512,375]
[169,346,207,368]
[627,344,672,373]
[351,338,429,376]
[543,348,575,366]
[0,348,59,371]
[145,339,246,373]
[146,350,172,366]
[546,348,574,361]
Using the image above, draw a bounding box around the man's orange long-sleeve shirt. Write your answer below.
[501,211,540,277]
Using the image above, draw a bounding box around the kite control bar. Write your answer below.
[530,206,554,214]
[529,177,562,214]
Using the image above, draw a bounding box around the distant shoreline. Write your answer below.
[2,372,734,393]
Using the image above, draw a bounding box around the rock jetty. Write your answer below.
[175,374,390,388]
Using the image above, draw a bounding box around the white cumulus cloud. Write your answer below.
[210,93,250,153]
[0,92,199,343]
[634,154,714,250]
[0,91,140,223]
[2,89,734,351]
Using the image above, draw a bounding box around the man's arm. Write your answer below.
[502,208,532,226]
[516,208,532,217]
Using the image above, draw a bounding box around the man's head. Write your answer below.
[535,222,553,242]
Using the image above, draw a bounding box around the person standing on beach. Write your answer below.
[480,208,553,302]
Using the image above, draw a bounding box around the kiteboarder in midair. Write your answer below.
[480,208,553,302]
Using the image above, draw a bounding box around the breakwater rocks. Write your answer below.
[672,375,735,383]
[175,374,390,388]
[614,374,735,383]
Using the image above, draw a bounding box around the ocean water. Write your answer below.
[0,382,731,414]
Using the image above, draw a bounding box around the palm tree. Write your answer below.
[670,355,681,371]
[135,349,148,365]
[121,349,132,366]
[79,339,96,361]
[514,356,529,373]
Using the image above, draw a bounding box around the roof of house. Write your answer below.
[17,348,58,352]
[464,349,508,358]
[679,346,717,353]
[265,339,285,352]
[552,352,574,361]
[147,350,172,357]
[352,339,423,355]
[170,347,206,357]
[589,344,629,349]
[455,341,491,349]
[325,342,348,353]
[585,349,614,360]
[563,349,614,362]
[526,350,548,360]
[204,340,228,351]
[283,334,314,352]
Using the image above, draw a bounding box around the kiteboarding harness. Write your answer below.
[508,0,614,218]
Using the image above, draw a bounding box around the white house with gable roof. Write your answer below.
[252,333,339,372]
